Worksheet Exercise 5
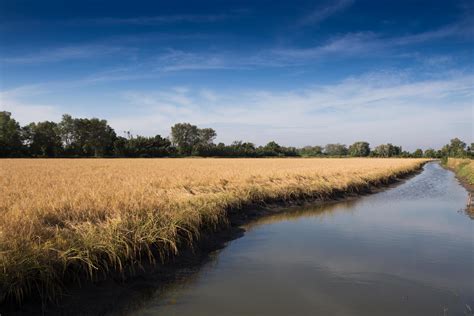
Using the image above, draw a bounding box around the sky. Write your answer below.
[0,0,472,150]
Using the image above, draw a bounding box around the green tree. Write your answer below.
[324,143,348,156]
[468,143,474,157]
[127,135,172,157]
[423,148,437,158]
[58,115,116,157]
[212,140,257,157]
[298,145,323,157]
[171,123,216,156]
[399,151,411,158]
[260,141,282,156]
[113,136,128,157]
[374,144,389,157]
[412,148,423,158]
[170,123,200,155]
[81,118,116,157]
[391,145,402,156]
[348,141,370,157]
[58,114,77,153]
[0,111,24,157]
[373,143,401,157]
[192,128,217,156]
[23,121,62,157]
[198,128,217,145]
[445,138,467,157]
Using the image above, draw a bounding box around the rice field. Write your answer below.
[0,158,427,304]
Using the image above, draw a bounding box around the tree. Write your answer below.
[216,141,257,157]
[298,145,323,157]
[198,128,217,145]
[171,123,217,156]
[234,141,256,157]
[348,141,370,157]
[444,138,467,157]
[128,135,172,157]
[412,148,423,158]
[391,145,402,156]
[423,148,437,158]
[58,114,75,150]
[113,136,128,157]
[0,111,24,157]
[399,151,411,158]
[373,143,401,157]
[170,123,200,155]
[259,141,282,156]
[192,128,217,156]
[23,121,62,157]
[468,143,474,157]
[58,115,116,157]
[324,143,348,156]
[81,118,116,157]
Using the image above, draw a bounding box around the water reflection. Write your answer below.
[245,199,360,228]
[129,163,473,316]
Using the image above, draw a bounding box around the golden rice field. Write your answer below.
[0,158,427,304]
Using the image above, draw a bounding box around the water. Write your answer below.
[132,163,473,316]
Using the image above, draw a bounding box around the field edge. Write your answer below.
[1,160,429,314]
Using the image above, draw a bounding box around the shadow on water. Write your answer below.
[5,163,474,315]
[8,191,362,315]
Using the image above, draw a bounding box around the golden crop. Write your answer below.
[0,158,427,303]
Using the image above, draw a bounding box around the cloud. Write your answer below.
[157,49,232,72]
[273,32,378,60]
[2,69,472,150]
[297,0,354,26]
[272,19,472,62]
[149,22,471,71]
[0,44,130,64]
[391,23,465,46]
[106,70,473,150]
[0,85,62,123]
[3,14,470,69]
[87,14,232,26]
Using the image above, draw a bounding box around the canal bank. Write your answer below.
[6,162,474,316]
[132,162,473,316]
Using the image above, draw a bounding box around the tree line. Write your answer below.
[0,111,472,159]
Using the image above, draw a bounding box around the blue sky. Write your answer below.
[0,0,472,150]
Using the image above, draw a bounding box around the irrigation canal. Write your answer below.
[131,162,473,316]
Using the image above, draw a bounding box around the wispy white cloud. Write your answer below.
[106,70,473,150]
[2,69,472,150]
[156,49,233,72]
[135,21,472,73]
[2,15,470,69]
[273,32,378,60]
[391,23,465,45]
[0,44,131,64]
[273,20,471,61]
[86,14,232,26]
[0,85,62,123]
[297,0,354,26]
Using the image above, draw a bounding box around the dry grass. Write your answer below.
[0,158,427,304]
[446,158,474,185]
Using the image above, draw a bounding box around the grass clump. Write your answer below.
[445,158,474,185]
[0,158,427,304]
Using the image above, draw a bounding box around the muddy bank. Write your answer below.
[442,163,473,216]
[137,161,473,316]
[453,171,474,213]
[1,163,427,316]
